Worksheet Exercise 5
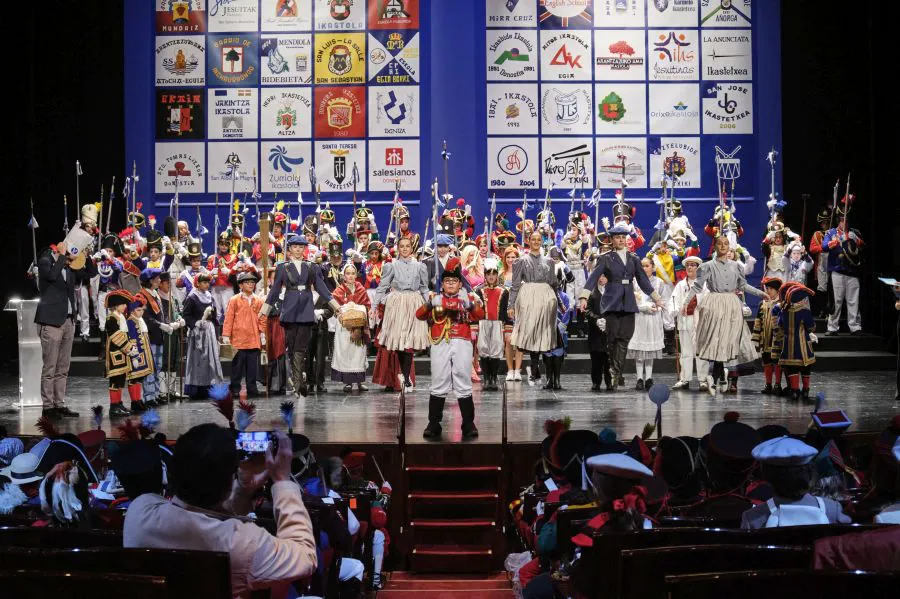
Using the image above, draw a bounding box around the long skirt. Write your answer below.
[695,292,759,364]
[372,345,415,388]
[510,282,558,352]
[377,290,430,351]
[627,309,665,360]
[331,325,368,384]
[185,321,224,387]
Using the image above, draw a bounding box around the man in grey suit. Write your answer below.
[580,225,664,391]
[34,241,96,418]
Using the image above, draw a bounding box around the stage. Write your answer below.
[2,370,897,444]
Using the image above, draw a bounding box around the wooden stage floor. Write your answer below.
[1,370,897,443]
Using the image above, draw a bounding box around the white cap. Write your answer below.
[751,436,817,466]
[586,453,652,480]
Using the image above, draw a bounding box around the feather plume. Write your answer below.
[36,416,61,439]
[140,409,161,433]
[280,401,295,433]
[543,417,571,439]
[210,384,235,428]
[814,392,826,414]
[91,405,104,430]
[641,423,656,441]
[136,202,143,211]
[235,399,256,432]
[276,199,285,211]
[118,419,141,441]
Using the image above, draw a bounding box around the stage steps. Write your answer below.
[404,445,506,573]
[378,571,514,598]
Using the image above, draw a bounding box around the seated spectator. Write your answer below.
[0,474,27,515]
[299,455,366,597]
[874,435,900,524]
[111,439,167,504]
[741,436,851,529]
[0,435,24,468]
[39,460,91,528]
[124,424,317,598]
[0,452,44,511]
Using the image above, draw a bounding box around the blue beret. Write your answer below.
[436,234,453,246]
[286,234,307,247]
[608,224,631,236]
[140,267,162,282]
[751,436,817,466]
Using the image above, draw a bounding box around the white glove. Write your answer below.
[431,294,443,308]
[92,251,103,261]
[260,333,266,345]
[159,322,173,334]
[459,291,472,309]
[251,231,261,241]
[314,309,324,322]
[176,318,186,328]
[30,266,39,277]
[809,333,818,344]
[741,305,752,317]
[162,235,172,247]
[222,336,230,345]
[202,306,214,321]
[848,231,858,241]
[596,318,606,331]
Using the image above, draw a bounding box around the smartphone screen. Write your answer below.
[236,431,271,454]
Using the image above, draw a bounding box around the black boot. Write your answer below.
[423,394,445,439]
[530,352,542,381]
[761,383,773,394]
[553,357,563,390]
[542,356,554,389]
[801,388,811,401]
[291,352,308,397]
[487,359,499,390]
[458,395,479,439]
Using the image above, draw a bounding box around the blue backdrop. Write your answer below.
[125,0,781,279]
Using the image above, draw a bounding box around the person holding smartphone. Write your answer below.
[125,425,317,597]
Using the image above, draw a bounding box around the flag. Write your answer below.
[28,216,39,229]
[76,161,83,176]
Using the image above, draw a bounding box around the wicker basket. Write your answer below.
[219,342,236,360]
[341,307,368,329]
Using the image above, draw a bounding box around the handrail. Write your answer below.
[501,380,508,446]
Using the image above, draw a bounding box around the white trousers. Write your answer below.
[677,320,709,382]
[338,557,364,582]
[90,275,100,319]
[97,290,109,331]
[566,265,586,301]
[372,529,385,575]
[431,338,473,398]
[211,286,233,324]
[828,271,861,332]
[77,285,91,336]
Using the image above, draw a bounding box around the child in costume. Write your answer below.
[584,273,611,391]
[627,258,667,390]
[417,258,484,439]
[773,284,818,401]
[183,272,223,399]
[105,290,135,418]
[669,256,710,391]
[753,278,785,395]
[331,262,371,393]
[125,295,155,414]
[475,257,510,391]
[542,289,571,391]
[222,270,266,398]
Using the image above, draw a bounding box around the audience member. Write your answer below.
[124,424,317,597]
[741,436,850,528]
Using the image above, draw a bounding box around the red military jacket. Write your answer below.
[207,252,238,287]
[475,285,510,323]
[416,292,484,343]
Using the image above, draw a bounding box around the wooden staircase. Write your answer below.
[378,571,514,598]
[404,446,506,573]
